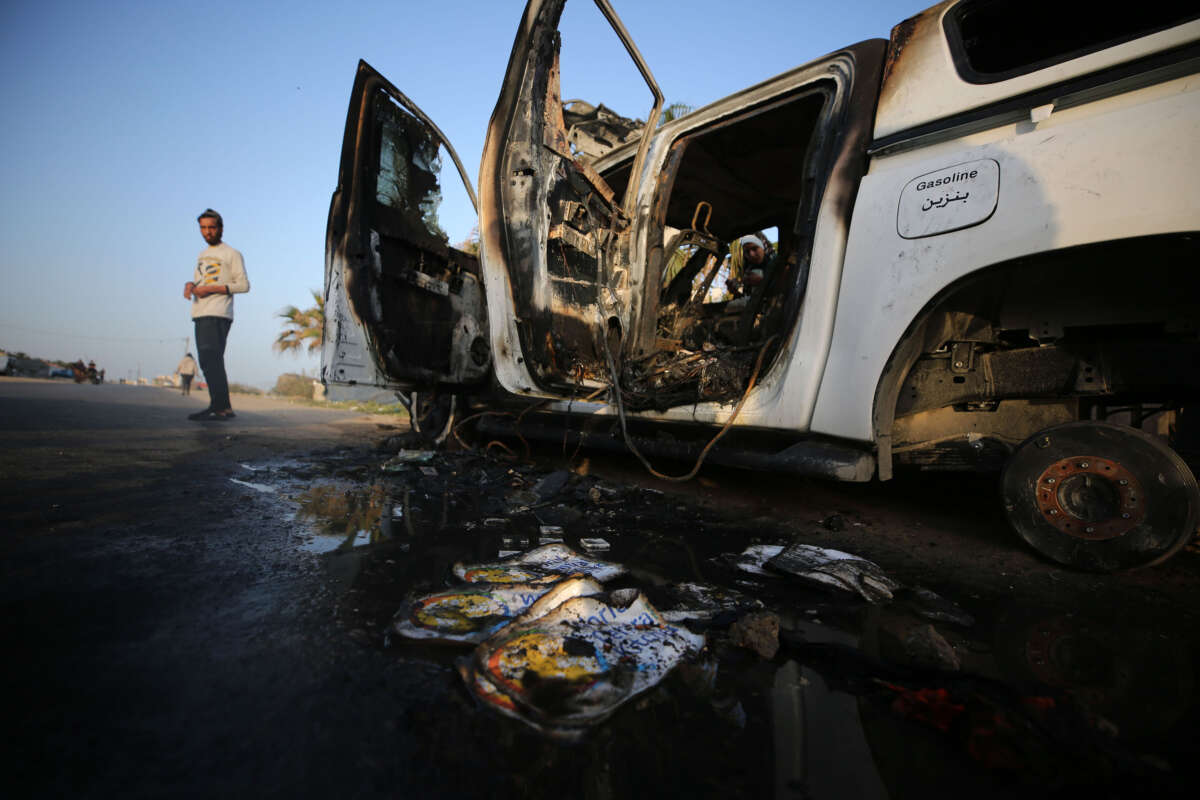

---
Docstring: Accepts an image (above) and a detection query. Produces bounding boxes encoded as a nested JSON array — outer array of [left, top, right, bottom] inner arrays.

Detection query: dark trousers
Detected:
[[194, 316, 233, 411], [181, 374, 194, 395]]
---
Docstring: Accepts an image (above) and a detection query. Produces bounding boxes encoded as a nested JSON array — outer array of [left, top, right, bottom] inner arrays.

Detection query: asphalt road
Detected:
[[2, 379, 419, 798], [3, 377, 1198, 798]]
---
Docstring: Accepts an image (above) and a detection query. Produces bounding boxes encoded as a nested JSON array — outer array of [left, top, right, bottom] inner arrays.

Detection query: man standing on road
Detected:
[[176, 353, 198, 396], [184, 209, 249, 421]]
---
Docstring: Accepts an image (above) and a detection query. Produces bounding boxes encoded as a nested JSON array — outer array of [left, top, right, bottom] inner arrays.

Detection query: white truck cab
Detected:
[[324, 0, 1200, 570]]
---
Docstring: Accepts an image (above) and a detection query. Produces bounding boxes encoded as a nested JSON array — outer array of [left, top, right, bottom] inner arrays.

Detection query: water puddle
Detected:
[[291, 482, 391, 554]]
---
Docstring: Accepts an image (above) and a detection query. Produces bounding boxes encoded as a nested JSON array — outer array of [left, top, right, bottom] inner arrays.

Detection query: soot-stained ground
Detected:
[[206, 443, 1200, 798], [3, 380, 1198, 798]]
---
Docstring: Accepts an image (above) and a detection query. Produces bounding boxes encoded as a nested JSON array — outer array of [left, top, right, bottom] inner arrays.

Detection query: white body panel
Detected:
[[812, 73, 1200, 442], [874, 1, 1200, 139]]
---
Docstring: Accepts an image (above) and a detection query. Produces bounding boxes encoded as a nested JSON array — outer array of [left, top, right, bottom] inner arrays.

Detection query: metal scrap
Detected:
[[381, 450, 436, 471], [453, 542, 626, 584], [392, 577, 603, 645], [725, 543, 899, 603], [767, 543, 900, 603], [661, 582, 763, 622]]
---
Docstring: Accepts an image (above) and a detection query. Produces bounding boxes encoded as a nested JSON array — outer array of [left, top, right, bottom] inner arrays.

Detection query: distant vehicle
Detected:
[[323, 0, 1200, 570], [48, 366, 74, 379]]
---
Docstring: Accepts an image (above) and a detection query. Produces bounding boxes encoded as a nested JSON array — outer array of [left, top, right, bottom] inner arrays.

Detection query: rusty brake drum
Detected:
[[1001, 421, 1199, 571]]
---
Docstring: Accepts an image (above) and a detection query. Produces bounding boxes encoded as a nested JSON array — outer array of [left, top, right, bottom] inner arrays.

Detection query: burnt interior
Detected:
[[493, 1, 841, 413], [617, 89, 832, 411], [946, 0, 1199, 83], [662, 93, 827, 242]]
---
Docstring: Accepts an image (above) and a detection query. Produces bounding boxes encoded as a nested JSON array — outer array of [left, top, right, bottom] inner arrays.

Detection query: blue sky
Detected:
[[0, 0, 927, 389]]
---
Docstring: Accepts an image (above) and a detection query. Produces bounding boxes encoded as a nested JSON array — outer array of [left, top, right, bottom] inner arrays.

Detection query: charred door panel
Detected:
[[324, 61, 489, 391], [485, 0, 662, 397], [501, 18, 622, 391]]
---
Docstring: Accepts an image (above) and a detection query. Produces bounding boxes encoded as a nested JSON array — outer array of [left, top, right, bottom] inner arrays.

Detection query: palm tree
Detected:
[[659, 102, 694, 126], [275, 289, 324, 354]]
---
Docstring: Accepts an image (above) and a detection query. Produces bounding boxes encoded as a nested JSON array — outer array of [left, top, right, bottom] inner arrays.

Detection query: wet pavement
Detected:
[[3, 378, 1199, 798]]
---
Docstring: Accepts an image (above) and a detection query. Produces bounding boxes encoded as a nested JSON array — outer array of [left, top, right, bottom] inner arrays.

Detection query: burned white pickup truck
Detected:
[[323, 0, 1200, 570]]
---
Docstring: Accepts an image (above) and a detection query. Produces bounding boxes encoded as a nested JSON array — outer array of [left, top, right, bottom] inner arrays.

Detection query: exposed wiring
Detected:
[[601, 330, 779, 482], [452, 410, 514, 449], [513, 399, 549, 459], [486, 440, 517, 457], [448, 398, 548, 457]]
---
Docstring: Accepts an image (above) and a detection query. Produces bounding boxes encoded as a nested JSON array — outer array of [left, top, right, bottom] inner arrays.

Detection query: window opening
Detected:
[[944, 0, 1199, 84], [618, 89, 831, 412]]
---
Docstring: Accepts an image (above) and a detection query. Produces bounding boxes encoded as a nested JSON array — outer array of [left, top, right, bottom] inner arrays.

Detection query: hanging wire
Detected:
[[602, 330, 779, 482]]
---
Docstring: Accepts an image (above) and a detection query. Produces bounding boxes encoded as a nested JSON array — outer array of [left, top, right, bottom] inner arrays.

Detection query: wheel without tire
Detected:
[[1001, 421, 1200, 571]]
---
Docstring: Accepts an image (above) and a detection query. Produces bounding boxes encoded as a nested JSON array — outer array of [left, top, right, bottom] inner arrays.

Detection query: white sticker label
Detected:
[[897, 159, 999, 239]]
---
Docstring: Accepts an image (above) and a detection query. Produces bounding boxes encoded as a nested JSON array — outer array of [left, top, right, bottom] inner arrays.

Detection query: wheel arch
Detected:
[[872, 232, 1200, 479]]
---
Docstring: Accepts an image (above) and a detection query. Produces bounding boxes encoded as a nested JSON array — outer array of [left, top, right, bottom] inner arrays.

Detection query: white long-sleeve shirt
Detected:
[[192, 242, 250, 320]]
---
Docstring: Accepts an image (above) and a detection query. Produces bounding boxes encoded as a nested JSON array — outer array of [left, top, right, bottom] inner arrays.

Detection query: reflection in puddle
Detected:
[[773, 660, 889, 800], [292, 482, 390, 554]]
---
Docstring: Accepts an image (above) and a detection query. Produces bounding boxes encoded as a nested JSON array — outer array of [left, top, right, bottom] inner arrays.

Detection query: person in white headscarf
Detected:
[[725, 234, 774, 298]]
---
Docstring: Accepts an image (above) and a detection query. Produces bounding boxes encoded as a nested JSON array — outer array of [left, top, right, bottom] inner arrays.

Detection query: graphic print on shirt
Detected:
[[197, 257, 222, 287]]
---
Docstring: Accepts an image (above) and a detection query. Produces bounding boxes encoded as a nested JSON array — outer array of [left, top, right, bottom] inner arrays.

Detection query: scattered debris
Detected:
[[533, 470, 570, 500], [462, 588, 705, 739], [419, 466, 438, 477], [903, 623, 961, 671], [381, 450, 436, 470], [661, 582, 763, 622], [579, 537, 611, 552], [881, 683, 965, 733], [728, 611, 780, 659], [505, 489, 539, 509], [561, 99, 644, 163], [393, 577, 603, 645], [454, 543, 626, 584], [900, 587, 975, 627], [728, 543, 785, 576], [821, 514, 846, 531], [538, 524, 564, 545], [767, 543, 900, 603]]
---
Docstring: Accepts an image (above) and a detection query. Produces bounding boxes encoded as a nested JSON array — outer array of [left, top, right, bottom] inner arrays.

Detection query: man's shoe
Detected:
[[189, 409, 234, 422]]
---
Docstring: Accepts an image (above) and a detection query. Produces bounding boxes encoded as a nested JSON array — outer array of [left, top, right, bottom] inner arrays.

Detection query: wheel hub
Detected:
[[1034, 457, 1145, 540]]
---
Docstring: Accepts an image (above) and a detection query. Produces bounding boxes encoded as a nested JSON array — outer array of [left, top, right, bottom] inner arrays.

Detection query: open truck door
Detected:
[[478, 0, 663, 398], [323, 61, 490, 393]]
